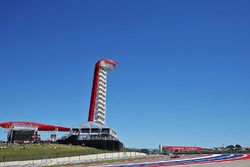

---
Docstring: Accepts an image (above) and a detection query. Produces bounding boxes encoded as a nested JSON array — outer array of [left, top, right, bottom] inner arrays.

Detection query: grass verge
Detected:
[[0, 143, 109, 162]]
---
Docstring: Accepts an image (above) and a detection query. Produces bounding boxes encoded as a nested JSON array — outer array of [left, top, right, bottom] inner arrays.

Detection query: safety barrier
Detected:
[[0, 152, 147, 167]]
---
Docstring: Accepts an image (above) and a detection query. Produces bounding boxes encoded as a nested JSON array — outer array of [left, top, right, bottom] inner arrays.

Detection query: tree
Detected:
[[226, 145, 235, 151], [235, 144, 242, 150], [140, 148, 150, 154]]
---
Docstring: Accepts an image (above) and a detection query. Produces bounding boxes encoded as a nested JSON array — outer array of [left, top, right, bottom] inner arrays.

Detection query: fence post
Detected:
[[3, 155, 6, 166], [32, 154, 34, 166]]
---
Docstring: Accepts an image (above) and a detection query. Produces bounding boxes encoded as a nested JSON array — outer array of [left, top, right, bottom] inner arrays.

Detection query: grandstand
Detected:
[[0, 122, 70, 143], [159, 145, 204, 154]]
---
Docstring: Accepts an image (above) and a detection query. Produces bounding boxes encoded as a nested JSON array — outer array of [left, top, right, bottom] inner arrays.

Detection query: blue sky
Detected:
[[0, 0, 250, 149]]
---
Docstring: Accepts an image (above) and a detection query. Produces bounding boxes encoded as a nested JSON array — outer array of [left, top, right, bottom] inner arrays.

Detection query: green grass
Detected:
[[0, 143, 109, 162]]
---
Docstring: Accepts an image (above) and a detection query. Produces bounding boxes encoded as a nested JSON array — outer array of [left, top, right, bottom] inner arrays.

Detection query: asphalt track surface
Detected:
[[91, 154, 250, 167]]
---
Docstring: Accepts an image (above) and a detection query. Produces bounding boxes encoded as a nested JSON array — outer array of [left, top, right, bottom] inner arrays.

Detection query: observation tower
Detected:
[[58, 59, 123, 151], [88, 59, 118, 125]]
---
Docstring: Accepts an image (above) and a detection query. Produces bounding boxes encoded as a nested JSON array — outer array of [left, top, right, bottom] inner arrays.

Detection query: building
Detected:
[[57, 122, 122, 151], [160, 145, 203, 154]]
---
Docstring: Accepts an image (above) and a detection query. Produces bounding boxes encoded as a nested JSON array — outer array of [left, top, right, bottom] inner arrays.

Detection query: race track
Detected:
[[99, 154, 250, 167]]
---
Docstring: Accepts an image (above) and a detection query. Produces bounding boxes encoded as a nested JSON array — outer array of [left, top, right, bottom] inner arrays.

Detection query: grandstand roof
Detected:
[[0, 122, 70, 131]]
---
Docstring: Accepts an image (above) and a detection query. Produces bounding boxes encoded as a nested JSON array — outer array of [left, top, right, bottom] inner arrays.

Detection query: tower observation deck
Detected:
[[88, 59, 118, 125]]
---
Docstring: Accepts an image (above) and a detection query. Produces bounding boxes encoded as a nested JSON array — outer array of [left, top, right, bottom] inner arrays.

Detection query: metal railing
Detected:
[[0, 151, 147, 167]]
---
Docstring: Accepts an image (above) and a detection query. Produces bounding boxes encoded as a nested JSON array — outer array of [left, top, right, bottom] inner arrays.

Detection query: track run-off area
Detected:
[[98, 154, 250, 167]]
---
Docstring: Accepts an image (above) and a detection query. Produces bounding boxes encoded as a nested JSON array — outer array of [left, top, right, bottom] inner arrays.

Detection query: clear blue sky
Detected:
[[0, 0, 250, 149]]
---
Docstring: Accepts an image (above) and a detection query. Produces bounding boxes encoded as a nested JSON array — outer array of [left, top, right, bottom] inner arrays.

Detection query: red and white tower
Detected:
[[88, 59, 118, 125]]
